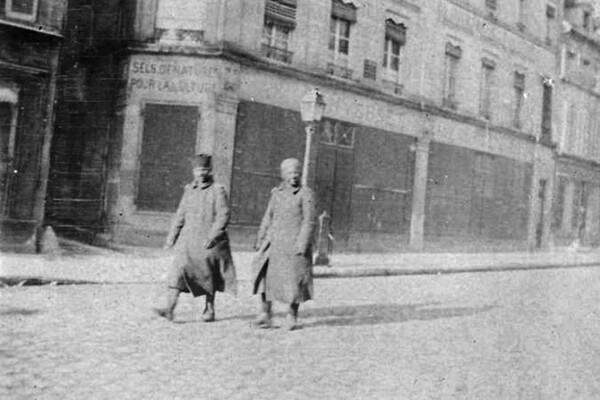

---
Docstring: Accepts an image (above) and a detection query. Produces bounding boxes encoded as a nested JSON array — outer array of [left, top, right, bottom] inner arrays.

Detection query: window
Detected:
[[541, 78, 553, 140], [329, 17, 351, 58], [480, 58, 496, 119], [517, 0, 525, 30], [262, 0, 296, 63], [382, 19, 406, 83], [553, 177, 566, 230], [262, 23, 292, 63], [5, 0, 38, 21], [444, 43, 462, 109], [546, 5, 555, 43], [328, 0, 356, 76], [583, 11, 591, 31], [513, 72, 525, 128]]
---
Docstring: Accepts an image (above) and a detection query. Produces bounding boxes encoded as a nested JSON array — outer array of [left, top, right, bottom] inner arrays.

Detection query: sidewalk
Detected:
[[2, 238, 600, 286]]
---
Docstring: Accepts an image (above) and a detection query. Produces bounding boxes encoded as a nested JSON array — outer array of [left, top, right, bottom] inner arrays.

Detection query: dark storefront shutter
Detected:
[[230, 102, 305, 225], [352, 128, 414, 234], [136, 104, 198, 212]]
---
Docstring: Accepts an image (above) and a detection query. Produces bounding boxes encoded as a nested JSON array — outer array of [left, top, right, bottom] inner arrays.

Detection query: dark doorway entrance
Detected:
[[136, 103, 199, 212], [314, 120, 355, 244]]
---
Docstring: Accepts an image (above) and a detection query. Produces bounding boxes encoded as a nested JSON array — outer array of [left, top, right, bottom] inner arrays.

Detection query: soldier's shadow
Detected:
[[176, 302, 496, 327], [297, 302, 496, 329]]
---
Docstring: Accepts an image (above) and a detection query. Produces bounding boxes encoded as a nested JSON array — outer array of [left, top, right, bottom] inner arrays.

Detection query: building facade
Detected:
[[552, 0, 600, 247], [50, 0, 567, 252], [0, 0, 67, 245]]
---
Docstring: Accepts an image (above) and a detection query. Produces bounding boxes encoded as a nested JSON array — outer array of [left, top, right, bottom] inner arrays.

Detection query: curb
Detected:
[[314, 261, 600, 278], [2, 260, 600, 286], [0, 276, 99, 287]]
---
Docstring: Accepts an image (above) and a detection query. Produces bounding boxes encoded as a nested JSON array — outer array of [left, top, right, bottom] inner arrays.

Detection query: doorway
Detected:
[[314, 120, 355, 244]]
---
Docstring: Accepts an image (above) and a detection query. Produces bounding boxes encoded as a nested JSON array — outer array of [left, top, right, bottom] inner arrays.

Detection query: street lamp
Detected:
[[300, 89, 326, 187]]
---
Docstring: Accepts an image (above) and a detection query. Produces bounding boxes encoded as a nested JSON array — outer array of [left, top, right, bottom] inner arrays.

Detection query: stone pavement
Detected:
[[2, 239, 600, 285], [4, 268, 600, 399]]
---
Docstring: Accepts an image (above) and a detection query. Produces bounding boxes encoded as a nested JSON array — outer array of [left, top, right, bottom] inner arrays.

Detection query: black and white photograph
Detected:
[[3, 0, 600, 398]]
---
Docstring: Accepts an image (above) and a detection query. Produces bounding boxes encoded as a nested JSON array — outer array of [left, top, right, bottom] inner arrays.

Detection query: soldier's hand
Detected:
[[205, 239, 216, 249]]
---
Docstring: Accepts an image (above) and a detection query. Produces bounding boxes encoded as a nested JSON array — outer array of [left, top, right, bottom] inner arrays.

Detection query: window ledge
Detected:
[[442, 97, 457, 110], [261, 44, 293, 64], [0, 18, 63, 37], [382, 79, 404, 95], [327, 62, 353, 79]]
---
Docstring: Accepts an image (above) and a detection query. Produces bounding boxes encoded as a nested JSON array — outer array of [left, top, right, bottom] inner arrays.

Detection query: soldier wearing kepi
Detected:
[[251, 158, 316, 330], [153, 154, 237, 322]]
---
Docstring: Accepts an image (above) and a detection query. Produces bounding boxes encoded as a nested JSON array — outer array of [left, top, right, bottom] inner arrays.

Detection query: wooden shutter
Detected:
[[265, 0, 296, 28], [331, 0, 357, 22], [137, 104, 198, 212], [385, 19, 406, 45]]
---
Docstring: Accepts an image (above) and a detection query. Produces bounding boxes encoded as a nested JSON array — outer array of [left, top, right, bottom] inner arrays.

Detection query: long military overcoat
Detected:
[[251, 183, 316, 303], [165, 180, 237, 296]]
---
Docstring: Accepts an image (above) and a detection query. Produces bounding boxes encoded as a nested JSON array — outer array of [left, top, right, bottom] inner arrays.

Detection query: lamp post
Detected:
[[299, 89, 326, 187]]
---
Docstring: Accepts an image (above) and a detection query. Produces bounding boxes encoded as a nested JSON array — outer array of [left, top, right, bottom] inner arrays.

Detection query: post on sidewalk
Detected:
[[409, 127, 432, 251], [314, 211, 333, 266]]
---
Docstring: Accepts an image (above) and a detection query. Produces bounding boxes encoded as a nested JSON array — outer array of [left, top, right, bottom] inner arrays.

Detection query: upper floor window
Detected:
[[545, 5, 555, 43], [480, 58, 496, 119], [327, 0, 356, 78], [262, 0, 297, 64], [6, 0, 38, 22], [382, 19, 406, 82], [513, 72, 525, 128], [583, 10, 591, 31], [485, 0, 497, 11], [517, 0, 526, 30], [443, 43, 462, 109], [329, 0, 356, 58], [541, 77, 553, 140], [329, 17, 351, 57]]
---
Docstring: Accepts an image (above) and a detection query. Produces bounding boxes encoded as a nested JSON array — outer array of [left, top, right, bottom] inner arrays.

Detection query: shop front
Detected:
[[107, 53, 241, 244]]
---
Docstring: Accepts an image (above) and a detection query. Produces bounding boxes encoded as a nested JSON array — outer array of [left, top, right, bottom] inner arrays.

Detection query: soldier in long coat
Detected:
[[251, 158, 316, 330], [153, 154, 237, 322]]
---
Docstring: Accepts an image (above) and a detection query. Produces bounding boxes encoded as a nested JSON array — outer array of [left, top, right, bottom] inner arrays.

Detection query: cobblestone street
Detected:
[[3, 268, 600, 399]]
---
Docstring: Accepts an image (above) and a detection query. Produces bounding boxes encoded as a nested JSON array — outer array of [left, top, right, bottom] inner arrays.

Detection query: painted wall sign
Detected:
[[128, 58, 240, 95]]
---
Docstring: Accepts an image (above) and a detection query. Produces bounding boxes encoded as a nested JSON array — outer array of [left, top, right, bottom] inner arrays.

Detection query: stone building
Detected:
[[49, 0, 564, 252], [45, 0, 128, 242], [552, 0, 600, 247], [0, 0, 67, 246]]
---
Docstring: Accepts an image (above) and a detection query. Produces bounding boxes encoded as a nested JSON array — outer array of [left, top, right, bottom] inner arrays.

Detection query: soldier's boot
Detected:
[[253, 294, 272, 328], [202, 293, 216, 322], [153, 288, 179, 321], [284, 303, 299, 331]]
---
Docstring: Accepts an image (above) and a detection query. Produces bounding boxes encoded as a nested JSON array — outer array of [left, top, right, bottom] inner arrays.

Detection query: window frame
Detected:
[[382, 19, 406, 84], [5, 0, 39, 22], [329, 16, 351, 62], [443, 43, 462, 107], [480, 59, 496, 119], [513, 72, 525, 129]]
